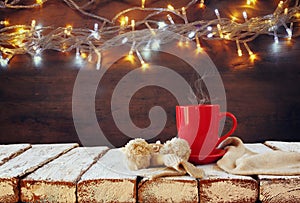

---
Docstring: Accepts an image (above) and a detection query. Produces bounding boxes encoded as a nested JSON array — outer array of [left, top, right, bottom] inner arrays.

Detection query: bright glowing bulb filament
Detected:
[[141, 0, 145, 8], [64, 25, 72, 36], [214, 9, 221, 23], [243, 11, 248, 21], [182, 7, 186, 15], [284, 8, 288, 15], [199, 0, 205, 8], [136, 50, 148, 69], [167, 14, 175, 25], [236, 40, 242, 57], [131, 20, 135, 31], [246, 0, 256, 5], [36, 0, 43, 5], [31, 20, 36, 28], [0, 20, 9, 26], [167, 4, 175, 11]]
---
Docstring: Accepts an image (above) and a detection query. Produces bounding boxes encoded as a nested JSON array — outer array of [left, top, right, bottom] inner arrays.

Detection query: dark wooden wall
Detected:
[[0, 0, 299, 147]]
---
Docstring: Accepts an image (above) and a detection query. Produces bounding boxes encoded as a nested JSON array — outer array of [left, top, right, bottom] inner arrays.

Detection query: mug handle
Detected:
[[217, 112, 237, 145]]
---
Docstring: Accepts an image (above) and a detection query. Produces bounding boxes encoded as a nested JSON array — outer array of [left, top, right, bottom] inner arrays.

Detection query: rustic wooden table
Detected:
[[0, 0, 300, 147], [0, 141, 299, 202]]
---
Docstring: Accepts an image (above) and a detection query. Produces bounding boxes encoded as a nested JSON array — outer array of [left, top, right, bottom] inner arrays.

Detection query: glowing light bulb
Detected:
[[33, 54, 42, 66], [243, 42, 255, 59], [36, 0, 43, 5], [126, 52, 135, 63], [81, 52, 87, 59], [64, 25, 72, 36], [231, 16, 237, 22], [284, 8, 288, 15], [17, 28, 27, 34], [167, 4, 175, 11], [207, 33, 213, 38], [199, 0, 205, 8], [126, 41, 136, 63], [178, 40, 184, 47], [246, 0, 256, 5], [31, 20, 36, 28], [214, 9, 222, 23], [295, 12, 300, 18], [188, 31, 196, 39], [182, 7, 186, 15], [120, 16, 127, 27], [250, 53, 256, 62], [124, 16, 129, 25], [224, 34, 231, 40], [141, 0, 145, 8], [136, 50, 148, 69], [236, 40, 242, 57], [286, 28, 292, 39], [167, 14, 175, 25], [207, 26, 212, 31], [214, 9, 220, 17], [131, 20, 135, 31], [0, 55, 9, 67], [0, 20, 9, 26], [243, 11, 248, 21]]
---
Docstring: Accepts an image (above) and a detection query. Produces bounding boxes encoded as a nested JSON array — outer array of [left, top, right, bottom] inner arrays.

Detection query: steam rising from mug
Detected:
[[72, 30, 227, 148]]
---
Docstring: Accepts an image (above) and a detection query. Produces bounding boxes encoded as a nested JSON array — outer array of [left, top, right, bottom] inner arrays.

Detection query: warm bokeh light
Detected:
[[246, 0, 256, 6], [119, 16, 127, 27], [126, 53, 135, 64], [199, 0, 205, 8], [1, 20, 9, 26], [249, 53, 257, 62], [167, 4, 175, 11], [80, 52, 87, 59], [141, 61, 149, 70], [36, 0, 43, 5], [141, 0, 145, 9], [64, 25, 73, 36]]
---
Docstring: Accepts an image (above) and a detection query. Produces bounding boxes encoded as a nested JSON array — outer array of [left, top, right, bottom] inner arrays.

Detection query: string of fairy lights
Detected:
[[0, 0, 299, 69]]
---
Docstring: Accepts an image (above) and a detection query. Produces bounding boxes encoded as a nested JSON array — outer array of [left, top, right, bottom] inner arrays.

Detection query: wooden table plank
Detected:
[[198, 164, 258, 203], [264, 141, 300, 153], [257, 141, 300, 203], [0, 144, 31, 166], [259, 175, 300, 203], [78, 149, 137, 203], [21, 146, 108, 203], [0, 143, 78, 203], [138, 176, 198, 203], [197, 143, 272, 203]]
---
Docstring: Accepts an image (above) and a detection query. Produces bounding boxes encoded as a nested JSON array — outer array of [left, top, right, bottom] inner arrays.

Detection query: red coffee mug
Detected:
[[176, 104, 237, 164]]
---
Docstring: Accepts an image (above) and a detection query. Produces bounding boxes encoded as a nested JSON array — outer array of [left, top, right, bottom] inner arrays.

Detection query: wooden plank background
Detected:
[[0, 0, 300, 146]]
